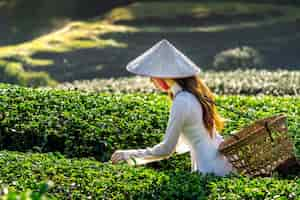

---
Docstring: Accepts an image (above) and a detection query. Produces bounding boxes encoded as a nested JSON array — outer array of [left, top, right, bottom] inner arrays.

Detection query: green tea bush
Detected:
[[0, 181, 53, 200], [213, 46, 264, 70], [0, 84, 170, 162], [0, 150, 299, 200], [48, 69, 300, 96], [0, 84, 299, 164], [0, 150, 210, 200], [206, 175, 300, 199]]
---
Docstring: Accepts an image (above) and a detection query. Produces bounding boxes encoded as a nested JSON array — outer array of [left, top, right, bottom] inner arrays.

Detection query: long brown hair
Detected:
[[167, 75, 225, 139]]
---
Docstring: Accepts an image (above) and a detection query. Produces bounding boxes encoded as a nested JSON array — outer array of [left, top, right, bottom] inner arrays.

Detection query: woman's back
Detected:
[[112, 39, 233, 177], [175, 90, 233, 176]]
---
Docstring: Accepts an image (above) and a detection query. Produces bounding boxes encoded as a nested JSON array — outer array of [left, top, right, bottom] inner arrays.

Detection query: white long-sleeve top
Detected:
[[121, 83, 233, 176]]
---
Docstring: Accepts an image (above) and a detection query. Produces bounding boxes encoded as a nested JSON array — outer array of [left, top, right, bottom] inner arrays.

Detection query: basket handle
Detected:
[[226, 120, 275, 142], [264, 121, 274, 142], [228, 132, 240, 140]]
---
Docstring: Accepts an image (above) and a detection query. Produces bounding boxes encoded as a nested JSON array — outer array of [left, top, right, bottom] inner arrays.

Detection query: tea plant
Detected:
[[0, 150, 299, 200], [0, 84, 299, 164]]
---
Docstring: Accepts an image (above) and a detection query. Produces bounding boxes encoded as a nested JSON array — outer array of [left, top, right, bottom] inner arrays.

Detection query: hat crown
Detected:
[[126, 39, 201, 78]]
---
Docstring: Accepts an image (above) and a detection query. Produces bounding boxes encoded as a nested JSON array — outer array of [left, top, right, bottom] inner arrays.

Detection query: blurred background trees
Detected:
[[1, 0, 299, 45], [0, 0, 299, 86]]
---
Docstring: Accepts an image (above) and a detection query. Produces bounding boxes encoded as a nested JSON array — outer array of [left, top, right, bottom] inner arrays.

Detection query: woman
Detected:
[[110, 39, 234, 176]]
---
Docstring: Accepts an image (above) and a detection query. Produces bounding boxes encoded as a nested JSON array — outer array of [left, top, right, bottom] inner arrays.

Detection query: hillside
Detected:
[[0, 2, 300, 86]]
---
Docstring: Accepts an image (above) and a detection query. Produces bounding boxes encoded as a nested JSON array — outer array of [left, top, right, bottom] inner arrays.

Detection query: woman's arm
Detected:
[[116, 96, 188, 166]]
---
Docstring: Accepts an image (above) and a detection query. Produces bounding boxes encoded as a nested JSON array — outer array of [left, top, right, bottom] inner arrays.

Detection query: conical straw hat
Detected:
[[126, 39, 201, 78]]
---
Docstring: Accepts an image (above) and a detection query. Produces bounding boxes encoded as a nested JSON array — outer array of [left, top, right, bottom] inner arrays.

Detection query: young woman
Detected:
[[110, 39, 234, 176]]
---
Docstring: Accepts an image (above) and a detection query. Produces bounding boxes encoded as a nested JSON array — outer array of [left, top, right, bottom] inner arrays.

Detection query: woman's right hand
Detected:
[[111, 150, 127, 164]]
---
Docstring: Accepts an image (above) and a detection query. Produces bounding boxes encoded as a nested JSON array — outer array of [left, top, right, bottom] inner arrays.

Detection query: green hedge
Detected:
[[49, 70, 300, 96], [0, 150, 210, 199], [0, 150, 299, 200], [0, 181, 52, 200], [0, 84, 299, 165]]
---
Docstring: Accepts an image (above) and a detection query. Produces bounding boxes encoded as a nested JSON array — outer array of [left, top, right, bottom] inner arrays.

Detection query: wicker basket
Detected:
[[218, 114, 296, 177]]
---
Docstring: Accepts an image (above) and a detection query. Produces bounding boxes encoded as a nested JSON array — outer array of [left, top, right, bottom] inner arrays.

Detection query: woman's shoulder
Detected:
[[173, 91, 197, 108], [175, 91, 203, 112], [175, 90, 198, 102], [174, 90, 190, 101], [173, 91, 202, 121], [172, 91, 190, 107]]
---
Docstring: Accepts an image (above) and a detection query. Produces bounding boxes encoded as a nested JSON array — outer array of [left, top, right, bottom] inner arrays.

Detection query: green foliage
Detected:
[[0, 150, 299, 199], [206, 175, 300, 199], [0, 181, 53, 200], [0, 150, 212, 200], [0, 84, 170, 163], [0, 84, 299, 165]]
